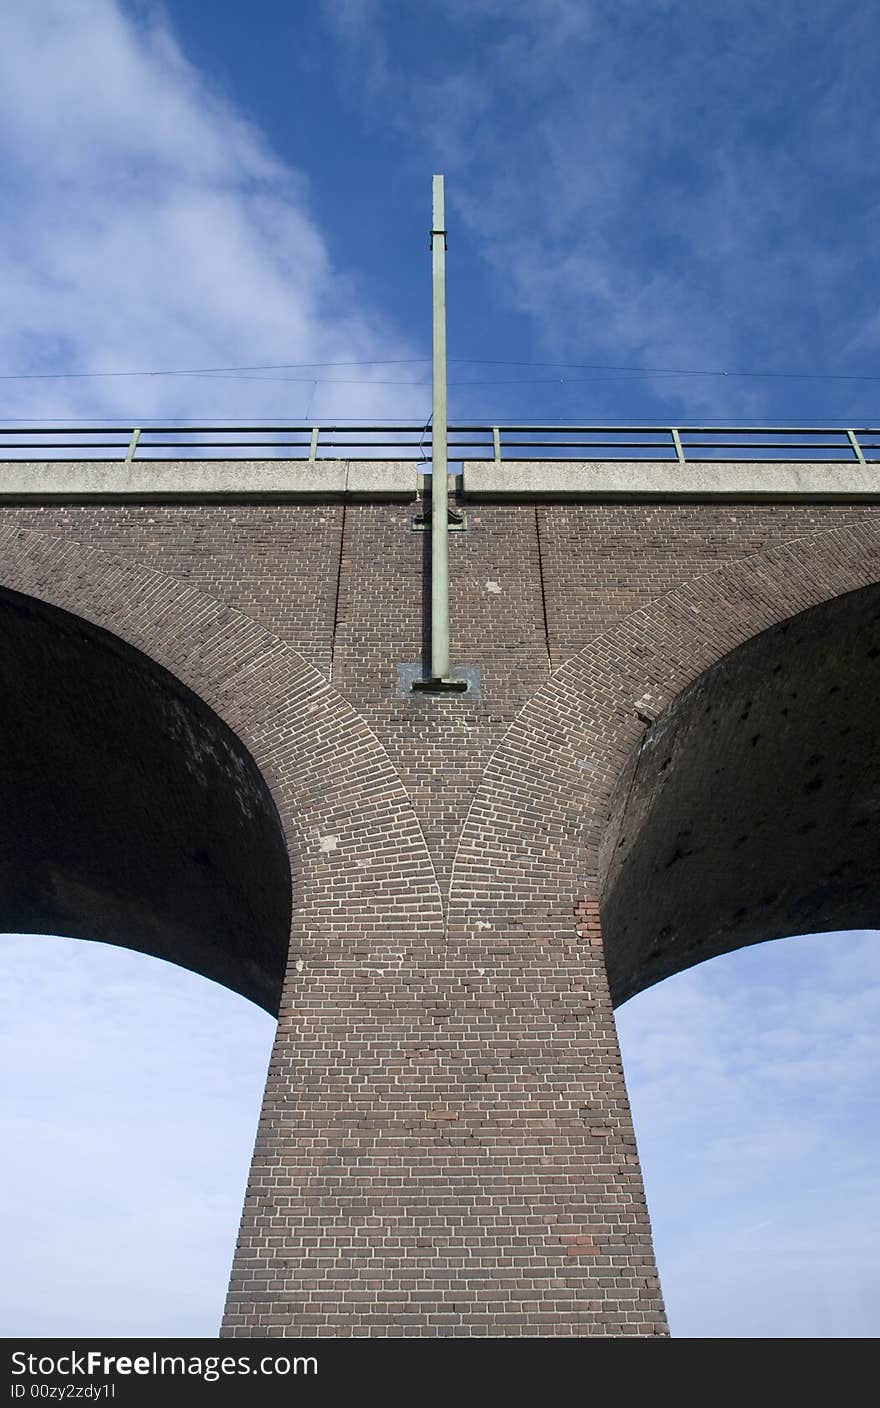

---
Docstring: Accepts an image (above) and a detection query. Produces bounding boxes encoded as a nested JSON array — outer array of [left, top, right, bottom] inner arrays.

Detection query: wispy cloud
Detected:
[[0, 0, 422, 425], [616, 929, 880, 1337], [0, 933, 275, 1336], [324, 0, 880, 421]]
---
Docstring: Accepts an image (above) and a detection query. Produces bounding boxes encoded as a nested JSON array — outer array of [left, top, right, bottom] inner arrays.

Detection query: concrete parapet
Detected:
[[0, 458, 421, 501], [461, 458, 880, 500], [4, 456, 879, 502]]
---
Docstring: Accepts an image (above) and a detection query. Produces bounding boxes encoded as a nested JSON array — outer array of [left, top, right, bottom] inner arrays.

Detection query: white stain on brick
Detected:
[[485, 580, 502, 593], [318, 834, 340, 852]]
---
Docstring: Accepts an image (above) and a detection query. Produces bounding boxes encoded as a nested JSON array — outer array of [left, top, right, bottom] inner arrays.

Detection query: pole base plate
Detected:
[[410, 676, 469, 694], [396, 663, 480, 699]]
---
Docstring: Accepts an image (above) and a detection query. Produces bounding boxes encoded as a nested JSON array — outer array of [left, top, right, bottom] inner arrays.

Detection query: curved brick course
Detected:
[[450, 518, 880, 963], [0, 525, 444, 954], [4, 500, 879, 1337]]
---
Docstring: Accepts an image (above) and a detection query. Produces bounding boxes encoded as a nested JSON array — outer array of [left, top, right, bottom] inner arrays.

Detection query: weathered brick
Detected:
[[2, 492, 878, 1337]]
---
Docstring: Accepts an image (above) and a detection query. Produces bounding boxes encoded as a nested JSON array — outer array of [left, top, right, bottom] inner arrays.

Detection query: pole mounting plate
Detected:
[[395, 663, 480, 700], [412, 509, 467, 532], [411, 676, 469, 694]]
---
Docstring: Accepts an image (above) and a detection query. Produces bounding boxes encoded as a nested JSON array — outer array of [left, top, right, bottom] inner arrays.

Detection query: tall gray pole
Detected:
[[412, 175, 467, 695], [430, 173, 450, 682]]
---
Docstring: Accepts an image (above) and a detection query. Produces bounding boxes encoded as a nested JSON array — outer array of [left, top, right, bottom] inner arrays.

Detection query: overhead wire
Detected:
[[0, 358, 431, 381], [2, 355, 878, 428], [0, 358, 879, 384], [1, 414, 878, 425]]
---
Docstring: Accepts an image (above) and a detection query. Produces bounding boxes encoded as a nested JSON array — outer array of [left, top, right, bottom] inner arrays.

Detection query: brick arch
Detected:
[[449, 519, 880, 970], [0, 525, 444, 1009]]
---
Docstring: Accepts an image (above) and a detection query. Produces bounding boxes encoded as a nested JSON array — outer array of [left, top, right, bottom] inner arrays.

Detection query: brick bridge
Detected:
[[3, 426, 880, 1336]]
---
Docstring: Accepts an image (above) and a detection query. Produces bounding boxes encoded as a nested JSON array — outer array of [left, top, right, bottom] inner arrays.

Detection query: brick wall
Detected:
[[2, 496, 879, 1335]]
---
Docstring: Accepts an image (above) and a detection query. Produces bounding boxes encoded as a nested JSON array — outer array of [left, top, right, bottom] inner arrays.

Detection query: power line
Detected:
[[0, 415, 430, 424], [449, 359, 880, 382], [0, 359, 430, 381], [0, 415, 877, 425], [1, 358, 879, 384], [134, 371, 877, 387]]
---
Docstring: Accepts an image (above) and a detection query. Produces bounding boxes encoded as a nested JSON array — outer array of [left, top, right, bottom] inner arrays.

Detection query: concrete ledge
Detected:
[[4, 456, 878, 502], [0, 459, 421, 502], [462, 459, 880, 501]]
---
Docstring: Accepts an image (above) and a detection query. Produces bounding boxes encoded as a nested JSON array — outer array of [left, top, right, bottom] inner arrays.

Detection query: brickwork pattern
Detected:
[[0, 504, 346, 676], [449, 517, 880, 966], [226, 935, 663, 1336], [6, 500, 877, 902], [3, 496, 880, 1335], [0, 523, 443, 948]]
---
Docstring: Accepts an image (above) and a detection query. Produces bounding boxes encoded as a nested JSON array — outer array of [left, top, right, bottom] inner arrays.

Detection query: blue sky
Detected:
[[2, 0, 879, 427], [2, 929, 878, 1338], [0, 0, 879, 1338]]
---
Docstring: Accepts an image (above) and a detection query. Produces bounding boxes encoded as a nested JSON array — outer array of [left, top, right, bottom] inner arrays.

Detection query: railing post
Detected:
[[670, 427, 685, 465], [493, 426, 501, 464], [309, 426, 319, 465], [847, 429, 866, 465], [125, 428, 141, 464]]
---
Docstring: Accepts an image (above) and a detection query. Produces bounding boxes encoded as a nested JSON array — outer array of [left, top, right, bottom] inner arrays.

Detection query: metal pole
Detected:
[[412, 174, 466, 694], [430, 173, 450, 681]]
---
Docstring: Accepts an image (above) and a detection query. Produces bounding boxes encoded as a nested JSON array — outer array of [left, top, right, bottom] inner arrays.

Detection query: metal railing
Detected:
[[0, 423, 877, 463]]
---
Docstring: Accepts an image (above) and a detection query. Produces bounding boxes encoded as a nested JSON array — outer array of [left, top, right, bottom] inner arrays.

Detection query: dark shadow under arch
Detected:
[[601, 582, 880, 1004], [0, 585, 291, 1012]]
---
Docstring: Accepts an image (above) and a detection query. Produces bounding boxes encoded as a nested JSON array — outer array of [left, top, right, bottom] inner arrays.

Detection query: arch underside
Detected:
[[0, 585, 291, 1012], [601, 582, 880, 1004]]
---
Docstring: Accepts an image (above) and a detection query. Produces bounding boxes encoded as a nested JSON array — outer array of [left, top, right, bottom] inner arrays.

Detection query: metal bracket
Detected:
[[396, 662, 480, 698], [412, 508, 467, 532], [430, 228, 448, 250], [411, 676, 469, 694]]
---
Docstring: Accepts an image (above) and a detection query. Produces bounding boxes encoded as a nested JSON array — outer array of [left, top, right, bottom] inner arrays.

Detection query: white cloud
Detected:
[[7, 928, 877, 1337], [0, 933, 275, 1336], [616, 930, 880, 1337], [324, 0, 880, 421], [0, 0, 423, 425]]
